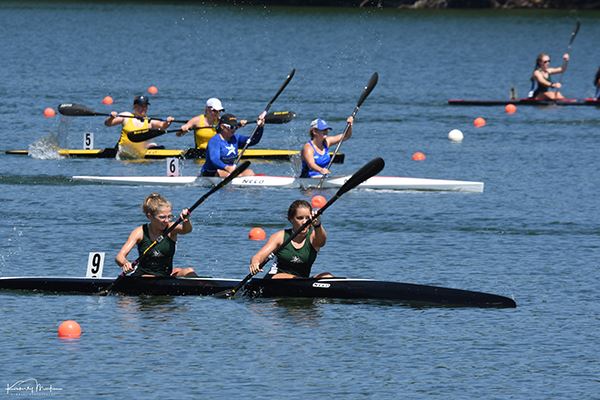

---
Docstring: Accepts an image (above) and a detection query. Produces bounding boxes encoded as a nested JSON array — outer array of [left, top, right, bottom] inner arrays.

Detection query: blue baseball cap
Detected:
[[310, 118, 332, 131]]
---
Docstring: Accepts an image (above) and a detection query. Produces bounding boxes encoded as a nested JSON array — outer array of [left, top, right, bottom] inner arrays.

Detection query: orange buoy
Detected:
[[102, 96, 114, 105], [58, 320, 82, 339], [311, 195, 327, 209], [43, 107, 56, 118], [248, 227, 266, 241], [473, 117, 486, 128], [505, 104, 517, 114], [412, 151, 426, 161], [148, 85, 158, 95]]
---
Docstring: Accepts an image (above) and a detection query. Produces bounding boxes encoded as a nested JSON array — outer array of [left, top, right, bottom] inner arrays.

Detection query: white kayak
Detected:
[[72, 174, 484, 192]]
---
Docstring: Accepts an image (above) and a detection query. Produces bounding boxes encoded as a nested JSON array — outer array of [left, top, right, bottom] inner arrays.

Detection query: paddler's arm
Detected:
[[239, 116, 265, 147], [170, 209, 192, 235], [151, 116, 174, 130], [166, 209, 192, 242], [327, 116, 353, 146], [115, 226, 143, 274], [533, 70, 558, 89], [554, 53, 570, 74], [177, 116, 201, 137], [310, 213, 327, 250], [249, 230, 285, 275], [104, 111, 125, 127]]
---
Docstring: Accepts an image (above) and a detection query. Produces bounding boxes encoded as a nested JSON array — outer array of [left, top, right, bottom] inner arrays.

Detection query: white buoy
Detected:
[[448, 129, 464, 142]]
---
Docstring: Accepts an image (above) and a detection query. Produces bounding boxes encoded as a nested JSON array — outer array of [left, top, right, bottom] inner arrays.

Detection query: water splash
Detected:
[[27, 116, 72, 159], [28, 133, 62, 159], [0, 226, 24, 274], [289, 153, 302, 176]]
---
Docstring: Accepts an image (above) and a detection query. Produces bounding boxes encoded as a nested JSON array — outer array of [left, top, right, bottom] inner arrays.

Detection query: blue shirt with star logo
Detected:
[[201, 127, 264, 175]]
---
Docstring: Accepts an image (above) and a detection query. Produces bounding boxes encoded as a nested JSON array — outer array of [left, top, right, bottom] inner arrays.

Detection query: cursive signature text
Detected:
[[6, 378, 63, 396]]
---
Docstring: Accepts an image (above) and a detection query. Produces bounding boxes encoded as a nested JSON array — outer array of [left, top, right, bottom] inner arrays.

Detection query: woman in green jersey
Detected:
[[115, 193, 196, 277], [249, 200, 333, 279]]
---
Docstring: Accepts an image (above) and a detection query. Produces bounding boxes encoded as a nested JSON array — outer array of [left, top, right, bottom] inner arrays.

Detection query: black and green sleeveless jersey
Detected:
[[274, 228, 318, 277], [133, 224, 176, 277]]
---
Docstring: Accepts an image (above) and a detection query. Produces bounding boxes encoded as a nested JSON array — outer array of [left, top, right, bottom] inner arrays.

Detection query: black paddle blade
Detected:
[[569, 20, 581, 46], [338, 157, 385, 196], [265, 69, 296, 111], [265, 111, 296, 124], [58, 103, 100, 117], [285, 68, 296, 84], [127, 129, 166, 143], [356, 72, 379, 109]]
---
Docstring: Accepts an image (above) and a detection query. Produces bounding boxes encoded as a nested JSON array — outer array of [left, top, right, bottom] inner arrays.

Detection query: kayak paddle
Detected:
[[100, 161, 251, 295], [58, 103, 189, 123], [215, 157, 386, 299], [554, 20, 580, 94], [126, 111, 296, 143], [234, 69, 296, 166], [317, 72, 379, 189]]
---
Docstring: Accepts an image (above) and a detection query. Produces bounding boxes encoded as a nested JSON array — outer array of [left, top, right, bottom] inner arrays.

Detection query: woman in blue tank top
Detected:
[[300, 116, 354, 178]]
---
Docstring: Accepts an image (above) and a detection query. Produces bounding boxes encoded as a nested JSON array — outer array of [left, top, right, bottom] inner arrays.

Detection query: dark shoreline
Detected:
[[6, 0, 600, 9], [207, 0, 600, 9]]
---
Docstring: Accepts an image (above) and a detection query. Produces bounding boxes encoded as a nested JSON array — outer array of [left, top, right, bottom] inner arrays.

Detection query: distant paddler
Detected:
[[249, 200, 333, 279], [528, 53, 570, 100], [104, 95, 174, 159], [200, 113, 265, 177], [594, 66, 600, 99], [177, 98, 249, 150], [116, 193, 197, 278], [300, 116, 353, 178]]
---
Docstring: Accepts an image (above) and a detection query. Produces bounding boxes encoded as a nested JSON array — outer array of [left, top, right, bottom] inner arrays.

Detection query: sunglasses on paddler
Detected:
[[221, 123, 238, 131]]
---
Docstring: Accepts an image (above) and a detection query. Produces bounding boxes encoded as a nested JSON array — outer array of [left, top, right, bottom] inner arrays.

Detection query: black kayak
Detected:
[[0, 276, 516, 308], [448, 98, 600, 107]]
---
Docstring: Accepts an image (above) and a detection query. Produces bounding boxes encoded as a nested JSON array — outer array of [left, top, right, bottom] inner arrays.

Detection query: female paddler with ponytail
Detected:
[[115, 193, 197, 277], [249, 200, 333, 279], [300, 116, 353, 178], [529, 52, 570, 100]]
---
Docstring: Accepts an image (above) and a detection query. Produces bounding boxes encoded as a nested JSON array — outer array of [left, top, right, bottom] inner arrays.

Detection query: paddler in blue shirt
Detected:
[[249, 200, 333, 279], [300, 116, 353, 178], [104, 95, 174, 159], [200, 113, 265, 177]]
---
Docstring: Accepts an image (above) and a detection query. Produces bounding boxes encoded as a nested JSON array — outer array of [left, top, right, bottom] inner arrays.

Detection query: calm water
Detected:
[[1, 3, 599, 399]]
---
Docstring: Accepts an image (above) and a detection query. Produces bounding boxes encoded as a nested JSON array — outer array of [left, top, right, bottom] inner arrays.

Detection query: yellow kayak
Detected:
[[5, 148, 345, 163]]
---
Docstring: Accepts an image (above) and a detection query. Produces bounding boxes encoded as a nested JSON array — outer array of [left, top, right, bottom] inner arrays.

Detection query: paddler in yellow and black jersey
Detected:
[[249, 200, 334, 280], [115, 193, 197, 278], [177, 97, 248, 150], [104, 95, 174, 159]]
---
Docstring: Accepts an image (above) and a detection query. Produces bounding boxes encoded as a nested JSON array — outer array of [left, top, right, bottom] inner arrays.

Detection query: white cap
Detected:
[[206, 98, 224, 111]]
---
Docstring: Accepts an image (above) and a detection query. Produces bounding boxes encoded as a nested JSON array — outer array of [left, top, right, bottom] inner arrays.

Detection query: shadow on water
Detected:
[[115, 295, 188, 319]]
